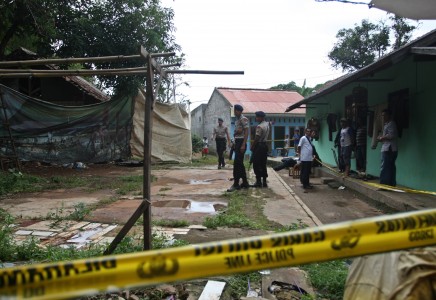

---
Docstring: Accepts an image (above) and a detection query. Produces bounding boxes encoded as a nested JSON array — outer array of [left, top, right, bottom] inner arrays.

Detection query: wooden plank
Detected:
[[198, 281, 226, 300], [103, 200, 148, 255]]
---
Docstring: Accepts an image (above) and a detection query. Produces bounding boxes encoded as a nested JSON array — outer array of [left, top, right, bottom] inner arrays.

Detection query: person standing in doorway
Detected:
[[297, 128, 315, 191], [250, 111, 270, 188], [355, 117, 367, 172], [292, 128, 300, 155], [212, 118, 231, 169], [339, 118, 354, 177], [377, 109, 398, 186], [227, 104, 250, 192]]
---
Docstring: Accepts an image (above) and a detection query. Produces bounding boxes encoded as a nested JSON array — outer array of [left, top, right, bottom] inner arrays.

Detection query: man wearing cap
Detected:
[[227, 104, 250, 192], [212, 117, 231, 169], [250, 111, 270, 187]]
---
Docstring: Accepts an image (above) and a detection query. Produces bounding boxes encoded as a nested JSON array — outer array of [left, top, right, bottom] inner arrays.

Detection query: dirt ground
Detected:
[[2, 161, 393, 240], [1, 161, 397, 300]]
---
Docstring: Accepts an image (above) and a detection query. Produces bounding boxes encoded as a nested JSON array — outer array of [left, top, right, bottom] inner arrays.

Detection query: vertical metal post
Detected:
[[143, 56, 154, 250]]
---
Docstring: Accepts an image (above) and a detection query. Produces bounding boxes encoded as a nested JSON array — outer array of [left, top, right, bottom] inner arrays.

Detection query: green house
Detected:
[[286, 29, 436, 192]]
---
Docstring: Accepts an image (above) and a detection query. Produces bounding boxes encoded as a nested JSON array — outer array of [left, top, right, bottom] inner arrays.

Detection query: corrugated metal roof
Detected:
[[216, 87, 305, 115]]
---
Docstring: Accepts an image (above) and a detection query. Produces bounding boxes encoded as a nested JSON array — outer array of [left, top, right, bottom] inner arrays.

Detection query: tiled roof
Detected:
[[216, 88, 304, 115]]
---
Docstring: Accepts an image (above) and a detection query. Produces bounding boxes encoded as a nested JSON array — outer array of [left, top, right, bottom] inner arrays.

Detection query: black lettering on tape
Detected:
[[228, 240, 262, 253], [0, 258, 116, 288], [271, 231, 325, 248], [194, 244, 223, 256], [224, 254, 252, 269], [377, 214, 436, 234], [254, 248, 295, 265], [409, 229, 434, 242]]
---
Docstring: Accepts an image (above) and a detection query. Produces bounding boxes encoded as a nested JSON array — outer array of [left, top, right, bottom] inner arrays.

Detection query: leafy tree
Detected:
[[328, 17, 416, 72], [270, 79, 316, 97], [328, 19, 390, 72], [0, 0, 182, 99], [390, 15, 417, 49]]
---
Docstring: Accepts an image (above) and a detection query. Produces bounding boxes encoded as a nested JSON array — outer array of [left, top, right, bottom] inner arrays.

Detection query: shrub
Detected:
[[192, 134, 203, 153]]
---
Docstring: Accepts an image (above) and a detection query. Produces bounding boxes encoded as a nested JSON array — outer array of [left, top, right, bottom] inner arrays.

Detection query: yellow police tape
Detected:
[[1, 209, 436, 300], [314, 158, 436, 196]]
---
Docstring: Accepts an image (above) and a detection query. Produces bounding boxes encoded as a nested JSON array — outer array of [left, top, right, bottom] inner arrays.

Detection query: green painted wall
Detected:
[[309, 56, 436, 192]]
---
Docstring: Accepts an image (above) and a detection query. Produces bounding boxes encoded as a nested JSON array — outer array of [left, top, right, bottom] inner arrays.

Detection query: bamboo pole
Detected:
[[0, 69, 244, 78], [0, 70, 147, 78], [0, 67, 147, 74], [0, 52, 175, 67]]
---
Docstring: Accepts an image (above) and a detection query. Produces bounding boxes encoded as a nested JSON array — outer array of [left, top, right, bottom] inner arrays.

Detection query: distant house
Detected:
[[191, 104, 207, 139], [191, 87, 305, 155], [286, 29, 436, 192], [0, 47, 109, 106]]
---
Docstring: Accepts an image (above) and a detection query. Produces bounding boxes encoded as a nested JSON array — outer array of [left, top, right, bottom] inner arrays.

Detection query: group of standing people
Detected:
[[210, 105, 398, 193], [335, 109, 398, 186], [210, 104, 270, 192]]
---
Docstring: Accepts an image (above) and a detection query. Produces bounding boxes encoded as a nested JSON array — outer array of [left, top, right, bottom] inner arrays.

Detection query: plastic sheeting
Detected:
[[130, 91, 192, 163], [0, 84, 133, 164], [344, 247, 436, 299]]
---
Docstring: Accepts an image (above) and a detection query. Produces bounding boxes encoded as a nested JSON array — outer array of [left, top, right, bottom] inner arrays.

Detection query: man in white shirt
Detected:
[[377, 109, 398, 186], [297, 128, 315, 190]]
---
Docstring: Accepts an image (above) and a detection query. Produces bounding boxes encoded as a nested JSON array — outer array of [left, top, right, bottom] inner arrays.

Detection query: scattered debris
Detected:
[[198, 280, 226, 300]]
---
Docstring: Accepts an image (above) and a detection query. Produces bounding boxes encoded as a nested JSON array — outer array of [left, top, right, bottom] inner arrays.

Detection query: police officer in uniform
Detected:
[[250, 111, 270, 187], [227, 104, 250, 192], [212, 117, 231, 169]]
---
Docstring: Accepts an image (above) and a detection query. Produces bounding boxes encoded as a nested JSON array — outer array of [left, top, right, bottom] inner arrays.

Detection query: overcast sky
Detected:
[[160, 0, 436, 109]]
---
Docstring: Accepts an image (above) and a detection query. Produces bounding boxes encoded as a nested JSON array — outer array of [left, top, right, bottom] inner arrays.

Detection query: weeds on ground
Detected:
[[203, 191, 273, 229], [45, 202, 91, 223], [275, 219, 309, 232], [0, 171, 46, 196], [0, 170, 148, 197], [226, 272, 262, 299], [152, 219, 189, 228], [300, 260, 348, 300]]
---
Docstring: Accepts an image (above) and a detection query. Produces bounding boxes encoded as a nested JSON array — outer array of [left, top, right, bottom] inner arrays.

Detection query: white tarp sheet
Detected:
[[130, 91, 192, 163]]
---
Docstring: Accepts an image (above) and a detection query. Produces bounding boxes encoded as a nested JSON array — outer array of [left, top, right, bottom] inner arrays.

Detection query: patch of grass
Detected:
[[226, 272, 262, 299], [0, 171, 47, 195], [202, 191, 276, 230], [0, 208, 17, 261], [152, 219, 189, 228], [69, 203, 91, 221], [116, 175, 143, 195], [300, 260, 348, 300], [275, 220, 309, 232], [0, 171, 149, 198]]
